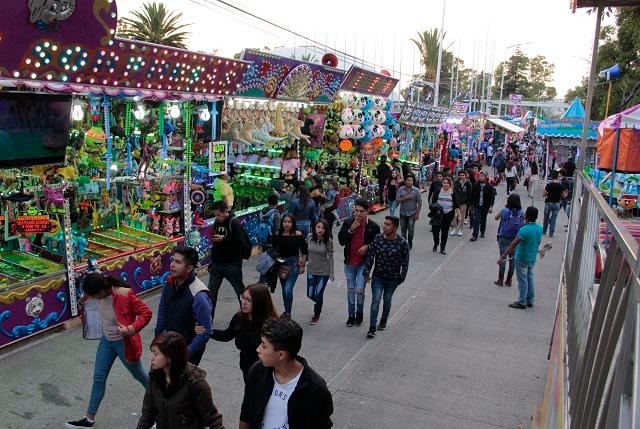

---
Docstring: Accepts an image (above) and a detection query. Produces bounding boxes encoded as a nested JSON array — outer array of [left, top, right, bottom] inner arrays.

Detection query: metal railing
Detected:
[[536, 171, 640, 428]]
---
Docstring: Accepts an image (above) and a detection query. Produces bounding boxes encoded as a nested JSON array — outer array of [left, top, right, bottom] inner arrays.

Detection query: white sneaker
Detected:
[[449, 229, 456, 236], [464, 219, 469, 225], [457, 228, 462, 236]]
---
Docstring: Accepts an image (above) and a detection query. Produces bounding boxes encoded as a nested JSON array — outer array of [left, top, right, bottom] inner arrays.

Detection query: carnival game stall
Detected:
[[0, 0, 249, 348], [537, 98, 599, 167]]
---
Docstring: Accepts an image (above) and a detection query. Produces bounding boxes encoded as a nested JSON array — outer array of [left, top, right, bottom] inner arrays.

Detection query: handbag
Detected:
[[255, 251, 276, 275], [80, 298, 103, 340], [278, 265, 291, 280]]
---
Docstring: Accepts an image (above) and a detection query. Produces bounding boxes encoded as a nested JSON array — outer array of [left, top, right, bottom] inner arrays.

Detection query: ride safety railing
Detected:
[[535, 171, 640, 428]]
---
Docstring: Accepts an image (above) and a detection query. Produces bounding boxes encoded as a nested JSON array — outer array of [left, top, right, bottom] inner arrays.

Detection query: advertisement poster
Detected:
[[208, 141, 228, 176]]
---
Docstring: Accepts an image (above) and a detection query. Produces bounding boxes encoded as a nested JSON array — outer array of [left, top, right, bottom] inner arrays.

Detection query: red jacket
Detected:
[[111, 287, 153, 363]]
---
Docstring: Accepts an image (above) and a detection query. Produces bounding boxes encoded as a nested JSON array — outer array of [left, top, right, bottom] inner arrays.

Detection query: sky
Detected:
[[116, 0, 612, 99]]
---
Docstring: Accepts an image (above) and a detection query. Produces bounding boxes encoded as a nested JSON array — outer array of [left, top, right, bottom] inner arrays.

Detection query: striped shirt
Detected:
[[437, 190, 454, 214]]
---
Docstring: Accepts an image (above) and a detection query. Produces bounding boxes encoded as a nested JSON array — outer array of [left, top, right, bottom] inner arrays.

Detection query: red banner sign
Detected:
[[15, 215, 52, 234]]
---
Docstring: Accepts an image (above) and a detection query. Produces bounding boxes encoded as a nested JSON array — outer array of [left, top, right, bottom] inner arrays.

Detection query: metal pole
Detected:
[[450, 44, 455, 106], [605, 80, 613, 118], [608, 129, 621, 207], [434, 0, 446, 107], [578, 6, 604, 170]]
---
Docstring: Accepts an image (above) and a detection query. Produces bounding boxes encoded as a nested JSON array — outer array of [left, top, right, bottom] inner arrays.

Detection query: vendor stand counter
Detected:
[[0, 229, 183, 350]]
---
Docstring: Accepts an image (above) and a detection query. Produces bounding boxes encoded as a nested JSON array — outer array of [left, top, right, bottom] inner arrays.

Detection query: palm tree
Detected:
[[411, 29, 444, 83], [118, 2, 191, 49]]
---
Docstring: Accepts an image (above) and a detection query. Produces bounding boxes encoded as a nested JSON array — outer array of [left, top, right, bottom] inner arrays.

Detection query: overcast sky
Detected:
[[117, 0, 611, 98]]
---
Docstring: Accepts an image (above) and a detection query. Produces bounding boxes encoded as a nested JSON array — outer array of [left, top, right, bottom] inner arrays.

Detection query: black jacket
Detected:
[[428, 180, 443, 203], [210, 216, 245, 264], [470, 182, 496, 208], [137, 364, 225, 429], [240, 357, 333, 429], [453, 180, 472, 205], [337, 217, 380, 264], [375, 161, 391, 183]]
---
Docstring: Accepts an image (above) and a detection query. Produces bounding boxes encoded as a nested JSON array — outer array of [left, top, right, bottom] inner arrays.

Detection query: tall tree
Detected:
[[494, 49, 556, 102], [411, 29, 442, 82], [118, 2, 191, 49]]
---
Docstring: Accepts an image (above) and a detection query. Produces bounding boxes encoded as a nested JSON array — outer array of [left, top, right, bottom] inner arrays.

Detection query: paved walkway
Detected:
[[0, 183, 563, 429]]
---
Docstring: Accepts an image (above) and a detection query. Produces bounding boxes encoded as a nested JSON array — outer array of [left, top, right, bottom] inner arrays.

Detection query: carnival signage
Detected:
[[208, 141, 228, 176], [15, 210, 52, 234], [398, 102, 448, 128], [236, 50, 344, 103], [340, 66, 398, 98], [0, 1, 249, 96]]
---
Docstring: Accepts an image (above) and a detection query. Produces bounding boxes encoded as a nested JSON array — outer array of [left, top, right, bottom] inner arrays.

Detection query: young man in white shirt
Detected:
[[240, 318, 333, 429]]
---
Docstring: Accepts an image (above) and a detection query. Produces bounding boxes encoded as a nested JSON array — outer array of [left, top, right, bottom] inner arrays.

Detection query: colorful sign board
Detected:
[[398, 102, 448, 128], [236, 50, 344, 103], [209, 141, 228, 175], [340, 66, 398, 98], [0, 1, 249, 97], [15, 213, 52, 234]]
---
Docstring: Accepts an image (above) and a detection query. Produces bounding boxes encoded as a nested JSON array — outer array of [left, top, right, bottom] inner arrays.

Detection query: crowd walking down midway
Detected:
[[63, 137, 572, 429]]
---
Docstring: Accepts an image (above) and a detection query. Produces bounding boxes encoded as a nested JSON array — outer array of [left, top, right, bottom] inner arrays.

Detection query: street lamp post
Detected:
[[498, 42, 533, 115], [434, 0, 446, 107]]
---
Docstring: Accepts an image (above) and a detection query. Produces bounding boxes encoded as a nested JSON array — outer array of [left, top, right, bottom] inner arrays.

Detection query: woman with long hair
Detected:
[[505, 160, 519, 195], [272, 213, 308, 316], [306, 218, 334, 325], [494, 193, 524, 287], [67, 274, 152, 429], [429, 176, 458, 255], [136, 332, 225, 429], [196, 283, 278, 382], [290, 185, 317, 236], [385, 169, 401, 217]]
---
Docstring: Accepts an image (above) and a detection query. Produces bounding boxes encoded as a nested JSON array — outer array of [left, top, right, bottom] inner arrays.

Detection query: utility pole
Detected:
[[434, 0, 446, 107]]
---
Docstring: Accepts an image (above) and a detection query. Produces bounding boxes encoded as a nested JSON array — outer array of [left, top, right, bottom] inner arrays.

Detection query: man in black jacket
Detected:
[[240, 317, 333, 429], [338, 198, 380, 327], [470, 171, 496, 241], [375, 155, 391, 204], [208, 200, 246, 320]]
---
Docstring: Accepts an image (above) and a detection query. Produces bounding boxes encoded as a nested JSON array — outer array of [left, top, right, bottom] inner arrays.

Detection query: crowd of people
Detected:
[[65, 136, 578, 429]]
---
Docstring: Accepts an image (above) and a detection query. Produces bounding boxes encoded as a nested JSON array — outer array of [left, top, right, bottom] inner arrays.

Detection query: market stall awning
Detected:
[[486, 117, 526, 133]]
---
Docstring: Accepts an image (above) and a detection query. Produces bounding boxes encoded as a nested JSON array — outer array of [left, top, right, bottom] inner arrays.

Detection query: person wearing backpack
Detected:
[[257, 194, 281, 251], [208, 200, 248, 321], [494, 193, 524, 287]]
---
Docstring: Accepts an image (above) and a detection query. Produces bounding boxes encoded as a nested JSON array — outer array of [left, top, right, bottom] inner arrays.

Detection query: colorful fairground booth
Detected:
[[593, 104, 640, 212], [0, 0, 250, 348], [536, 98, 599, 168]]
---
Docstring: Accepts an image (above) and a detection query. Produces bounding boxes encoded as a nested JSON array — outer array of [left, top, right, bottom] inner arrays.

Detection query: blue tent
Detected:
[[537, 97, 598, 140], [562, 97, 586, 119]]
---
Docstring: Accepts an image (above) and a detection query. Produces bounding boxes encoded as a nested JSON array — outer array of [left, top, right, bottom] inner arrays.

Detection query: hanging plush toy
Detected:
[[341, 108, 354, 124], [353, 125, 366, 140], [338, 125, 354, 140], [352, 109, 364, 125]]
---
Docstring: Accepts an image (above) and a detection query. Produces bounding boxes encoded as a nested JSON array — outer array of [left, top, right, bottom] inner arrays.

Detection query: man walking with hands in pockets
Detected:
[[396, 174, 422, 250]]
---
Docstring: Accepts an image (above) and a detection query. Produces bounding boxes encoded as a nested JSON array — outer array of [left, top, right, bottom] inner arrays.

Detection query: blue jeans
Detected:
[[389, 200, 399, 217], [88, 336, 148, 415], [399, 214, 416, 247], [344, 264, 366, 317], [297, 219, 311, 236], [515, 260, 535, 306], [543, 202, 561, 237], [280, 256, 300, 314], [498, 236, 516, 277], [561, 200, 571, 219], [307, 274, 330, 317], [370, 277, 399, 328]]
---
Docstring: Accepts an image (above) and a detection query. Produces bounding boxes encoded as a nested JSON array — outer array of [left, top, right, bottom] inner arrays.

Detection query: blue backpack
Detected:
[[257, 208, 277, 244], [502, 209, 524, 239]]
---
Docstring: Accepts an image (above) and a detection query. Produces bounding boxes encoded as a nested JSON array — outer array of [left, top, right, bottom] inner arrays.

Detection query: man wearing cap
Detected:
[[470, 172, 496, 241]]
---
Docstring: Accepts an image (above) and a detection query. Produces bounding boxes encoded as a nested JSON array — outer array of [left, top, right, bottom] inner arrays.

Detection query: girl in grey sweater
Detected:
[[306, 218, 334, 325]]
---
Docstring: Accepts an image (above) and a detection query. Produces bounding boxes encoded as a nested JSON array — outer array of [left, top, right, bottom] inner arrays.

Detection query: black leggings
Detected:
[[432, 210, 455, 249]]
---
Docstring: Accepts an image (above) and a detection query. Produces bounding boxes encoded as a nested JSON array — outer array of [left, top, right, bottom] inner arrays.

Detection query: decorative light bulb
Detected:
[[133, 105, 146, 120], [71, 103, 84, 121], [170, 105, 181, 119], [200, 108, 211, 121]]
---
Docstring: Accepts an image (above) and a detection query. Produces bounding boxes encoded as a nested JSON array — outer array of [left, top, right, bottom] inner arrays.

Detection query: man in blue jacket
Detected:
[[155, 247, 212, 365]]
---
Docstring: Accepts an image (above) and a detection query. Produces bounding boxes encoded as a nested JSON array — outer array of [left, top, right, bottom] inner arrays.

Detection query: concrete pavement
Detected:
[[0, 182, 563, 429]]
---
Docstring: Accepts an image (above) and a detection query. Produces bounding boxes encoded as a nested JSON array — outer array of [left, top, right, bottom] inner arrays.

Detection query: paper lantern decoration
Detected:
[[322, 53, 339, 68], [339, 139, 353, 152]]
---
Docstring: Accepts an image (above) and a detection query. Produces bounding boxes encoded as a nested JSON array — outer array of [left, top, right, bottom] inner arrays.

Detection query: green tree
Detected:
[[564, 8, 640, 119], [118, 2, 191, 49], [494, 49, 556, 102], [411, 29, 442, 82]]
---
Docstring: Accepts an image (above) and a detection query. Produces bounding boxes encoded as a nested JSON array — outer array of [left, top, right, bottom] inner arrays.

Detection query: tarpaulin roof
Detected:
[[486, 117, 526, 133], [562, 98, 586, 119], [599, 104, 640, 134], [537, 120, 598, 140]]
